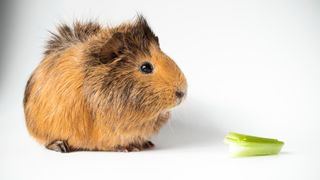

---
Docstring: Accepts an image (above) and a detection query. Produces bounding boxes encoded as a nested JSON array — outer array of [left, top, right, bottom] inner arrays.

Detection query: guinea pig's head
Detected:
[[85, 16, 187, 119]]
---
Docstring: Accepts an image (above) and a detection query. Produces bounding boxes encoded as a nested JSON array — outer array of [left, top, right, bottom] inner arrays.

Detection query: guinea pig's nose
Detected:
[[175, 91, 185, 99]]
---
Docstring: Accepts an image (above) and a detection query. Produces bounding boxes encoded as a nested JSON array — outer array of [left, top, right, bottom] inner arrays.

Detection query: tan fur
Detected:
[[24, 16, 187, 152]]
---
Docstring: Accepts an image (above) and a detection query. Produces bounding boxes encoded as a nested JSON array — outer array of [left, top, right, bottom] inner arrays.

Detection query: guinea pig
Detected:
[[23, 15, 187, 152]]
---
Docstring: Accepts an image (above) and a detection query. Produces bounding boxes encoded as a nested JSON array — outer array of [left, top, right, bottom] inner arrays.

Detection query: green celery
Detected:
[[224, 132, 284, 157]]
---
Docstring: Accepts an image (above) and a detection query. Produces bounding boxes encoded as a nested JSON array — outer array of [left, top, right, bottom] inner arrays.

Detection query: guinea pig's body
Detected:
[[23, 16, 187, 152]]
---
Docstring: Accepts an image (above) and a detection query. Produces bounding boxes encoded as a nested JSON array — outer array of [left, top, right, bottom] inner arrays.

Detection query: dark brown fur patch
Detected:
[[122, 15, 159, 55], [45, 21, 101, 55], [131, 15, 159, 46], [97, 32, 126, 64], [89, 16, 158, 66]]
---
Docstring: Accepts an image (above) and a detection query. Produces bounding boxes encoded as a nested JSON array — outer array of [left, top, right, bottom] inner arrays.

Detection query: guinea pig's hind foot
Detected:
[[46, 140, 70, 153], [115, 141, 155, 152]]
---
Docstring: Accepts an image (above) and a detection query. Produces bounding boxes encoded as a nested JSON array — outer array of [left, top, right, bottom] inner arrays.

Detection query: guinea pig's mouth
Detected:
[[176, 98, 183, 105]]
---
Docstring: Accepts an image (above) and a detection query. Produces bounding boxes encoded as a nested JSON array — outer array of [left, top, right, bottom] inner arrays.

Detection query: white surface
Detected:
[[1, 0, 320, 179]]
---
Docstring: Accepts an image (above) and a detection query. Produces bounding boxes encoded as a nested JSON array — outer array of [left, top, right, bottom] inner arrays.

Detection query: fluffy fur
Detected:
[[23, 15, 187, 152]]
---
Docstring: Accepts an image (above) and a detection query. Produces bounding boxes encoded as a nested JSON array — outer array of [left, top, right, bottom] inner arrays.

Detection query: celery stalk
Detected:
[[224, 132, 284, 157]]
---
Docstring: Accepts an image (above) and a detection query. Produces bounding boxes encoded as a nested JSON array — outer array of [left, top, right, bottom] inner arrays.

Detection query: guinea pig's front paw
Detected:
[[115, 141, 154, 152], [46, 140, 70, 153], [142, 141, 154, 149]]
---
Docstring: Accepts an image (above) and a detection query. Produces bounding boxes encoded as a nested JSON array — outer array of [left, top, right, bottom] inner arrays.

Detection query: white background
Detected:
[[1, 0, 320, 179]]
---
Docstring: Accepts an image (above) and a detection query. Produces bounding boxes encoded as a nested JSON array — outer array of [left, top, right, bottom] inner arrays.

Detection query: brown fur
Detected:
[[23, 15, 187, 152]]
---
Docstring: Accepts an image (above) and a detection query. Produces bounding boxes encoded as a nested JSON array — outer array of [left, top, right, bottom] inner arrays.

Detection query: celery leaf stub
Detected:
[[224, 132, 284, 157]]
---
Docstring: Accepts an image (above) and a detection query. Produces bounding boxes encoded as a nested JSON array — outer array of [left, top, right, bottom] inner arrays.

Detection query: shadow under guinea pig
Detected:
[[152, 99, 224, 150]]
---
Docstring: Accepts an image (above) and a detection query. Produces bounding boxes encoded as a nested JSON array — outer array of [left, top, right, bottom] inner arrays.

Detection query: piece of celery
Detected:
[[224, 132, 284, 157]]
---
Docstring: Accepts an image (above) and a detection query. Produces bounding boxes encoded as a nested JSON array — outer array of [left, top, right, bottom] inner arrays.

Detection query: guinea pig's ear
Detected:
[[98, 32, 126, 64]]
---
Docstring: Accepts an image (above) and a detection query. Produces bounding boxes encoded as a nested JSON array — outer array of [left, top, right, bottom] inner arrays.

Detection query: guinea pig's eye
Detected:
[[140, 62, 154, 74]]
